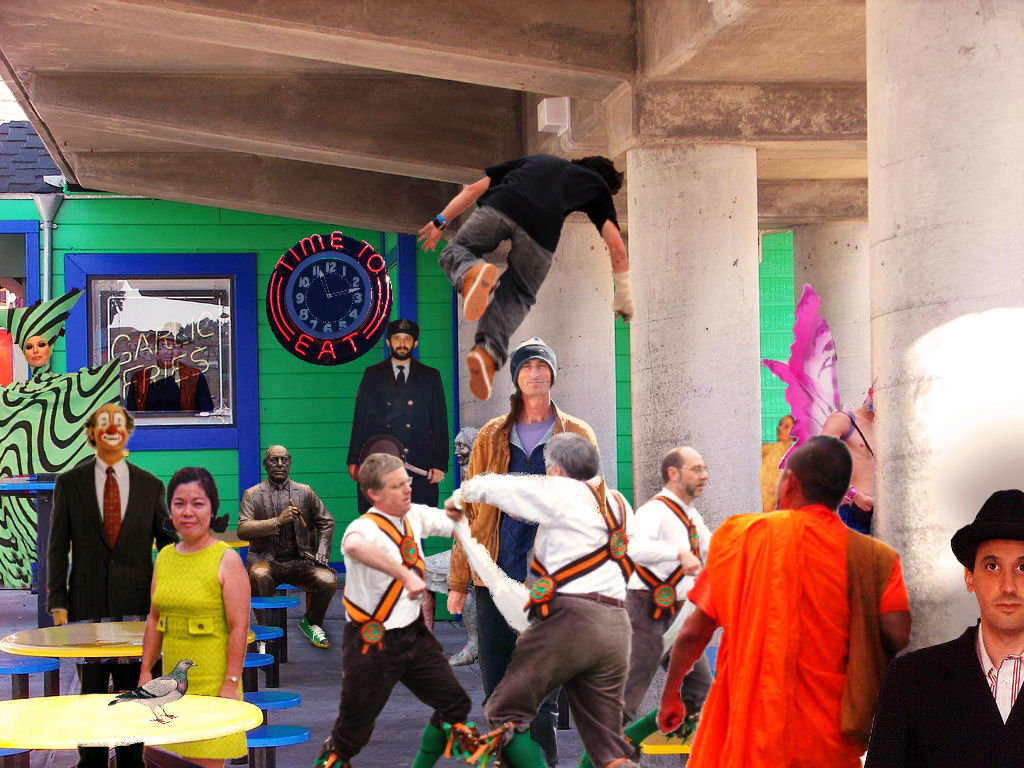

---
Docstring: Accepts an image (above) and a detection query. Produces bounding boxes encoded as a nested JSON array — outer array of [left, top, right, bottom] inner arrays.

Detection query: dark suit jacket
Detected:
[[346, 357, 449, 507], [865, 624, 1024, 767], [47, 458, 176, 622]]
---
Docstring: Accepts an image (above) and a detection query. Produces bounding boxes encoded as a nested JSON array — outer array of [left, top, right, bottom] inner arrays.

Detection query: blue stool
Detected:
[[250, 595, 299, 663], [244, 690, 301, 724], [0, 748, 29, 768], [246, 724, 310, 768], [275, 583, 296, 591], [242, 652, 277, 691], [248, 624, 284, 684], [0, 653, 60, 699]]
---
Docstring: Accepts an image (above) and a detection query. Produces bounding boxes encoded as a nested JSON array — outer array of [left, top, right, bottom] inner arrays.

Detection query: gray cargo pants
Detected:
[[438, 205, 554, 368]]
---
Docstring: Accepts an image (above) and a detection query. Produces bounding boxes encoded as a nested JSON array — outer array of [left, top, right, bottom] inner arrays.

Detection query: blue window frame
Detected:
[[63, 253, 259, 489]]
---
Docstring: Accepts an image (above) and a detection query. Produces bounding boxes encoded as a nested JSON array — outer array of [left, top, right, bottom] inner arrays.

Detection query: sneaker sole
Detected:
[[467, 350, 493, 400], [462, 263, 498, 322]]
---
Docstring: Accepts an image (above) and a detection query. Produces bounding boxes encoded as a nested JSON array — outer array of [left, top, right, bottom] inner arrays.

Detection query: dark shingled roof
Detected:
[[0, 120, 61, 193]]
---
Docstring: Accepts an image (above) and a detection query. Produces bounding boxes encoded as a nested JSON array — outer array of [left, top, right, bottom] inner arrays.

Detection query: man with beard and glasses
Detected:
[[347, 318, 449, 514]]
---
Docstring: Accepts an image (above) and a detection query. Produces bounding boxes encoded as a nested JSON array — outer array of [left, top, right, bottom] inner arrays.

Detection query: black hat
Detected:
[[951, 489, 1024, 567], [509, 337, 556, 387], [387, 318, 419, 341]]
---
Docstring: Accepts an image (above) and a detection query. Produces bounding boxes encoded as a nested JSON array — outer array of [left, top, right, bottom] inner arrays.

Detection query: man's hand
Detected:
[[402, 568, 427, 600], [853, 489, 875, 511], [678, 548, 702, 576], [348, 464, 359, 482], [427, 468, 445, 484], [137, 667, 153, 688], [444, 494, 464, 523], [448, 590, 467, 615], [52, 608, 68, 626], [658, 692, 687, 734], [611, 270, 635, 322], [417, 221, 444, 251], [314, 552, 328, 566], [277, 506, 300, 526]]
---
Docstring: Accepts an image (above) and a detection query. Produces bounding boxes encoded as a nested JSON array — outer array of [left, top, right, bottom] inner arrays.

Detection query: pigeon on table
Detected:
[[108, 659, 197, 723]]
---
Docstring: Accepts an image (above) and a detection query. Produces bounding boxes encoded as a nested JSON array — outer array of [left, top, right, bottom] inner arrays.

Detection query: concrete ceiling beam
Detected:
[[69, 151, 461, 235], [27, 72, 522, 184], [2, 0, 634, 100], [613, 81, 865, 146], [757, 179, 867, 227]]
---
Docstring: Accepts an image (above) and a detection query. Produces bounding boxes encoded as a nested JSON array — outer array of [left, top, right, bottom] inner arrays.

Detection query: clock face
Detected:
[[267, 232, 392, 365], [284, 253, 371, 340]]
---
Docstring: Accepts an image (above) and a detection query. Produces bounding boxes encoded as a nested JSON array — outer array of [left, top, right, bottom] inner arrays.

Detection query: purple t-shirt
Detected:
[[516, 416, 555, 458]]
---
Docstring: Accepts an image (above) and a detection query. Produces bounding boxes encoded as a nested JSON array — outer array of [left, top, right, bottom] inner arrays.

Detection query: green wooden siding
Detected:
[[1, 194, 455, 563], [759, 231, 796, 443]]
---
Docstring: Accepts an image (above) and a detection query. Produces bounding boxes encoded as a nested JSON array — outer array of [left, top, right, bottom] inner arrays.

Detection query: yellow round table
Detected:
[[0, 622, 255, 658], [0, 694, 262, 749]]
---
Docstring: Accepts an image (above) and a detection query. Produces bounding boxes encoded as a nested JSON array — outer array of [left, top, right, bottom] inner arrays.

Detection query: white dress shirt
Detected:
[[341, 503, 453, 629], [626, 487, 712, 593], [93, 456, 129, 522], [459, 473, 676, 601]]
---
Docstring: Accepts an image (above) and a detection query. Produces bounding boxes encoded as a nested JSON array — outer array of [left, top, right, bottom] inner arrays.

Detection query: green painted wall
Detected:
[[759, 231, 796, 443], [614, 319, 634, 506], [413, 240, 457, 560], [1, 196, 455, 565]]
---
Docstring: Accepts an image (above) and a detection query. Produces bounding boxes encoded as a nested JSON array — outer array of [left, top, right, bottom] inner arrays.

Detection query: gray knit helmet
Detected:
[[509, 337, 557, 388]]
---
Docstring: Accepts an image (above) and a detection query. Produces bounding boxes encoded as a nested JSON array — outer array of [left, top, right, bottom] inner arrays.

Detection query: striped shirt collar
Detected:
[[977, 622, 1024, 722]]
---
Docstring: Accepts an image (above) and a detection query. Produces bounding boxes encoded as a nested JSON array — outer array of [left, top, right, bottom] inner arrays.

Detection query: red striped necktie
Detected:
[[103, 466, 121, 548]]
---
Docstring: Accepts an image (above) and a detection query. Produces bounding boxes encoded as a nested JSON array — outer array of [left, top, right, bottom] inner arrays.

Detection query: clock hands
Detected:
[[318, 273, 337, 299]]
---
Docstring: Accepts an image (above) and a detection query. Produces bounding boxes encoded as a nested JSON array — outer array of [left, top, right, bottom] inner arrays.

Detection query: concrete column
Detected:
[[792, 221, 871, 408], [628, 144, 761, 528], [869, 0, 1024, 647], [456, 220, 619, 487]]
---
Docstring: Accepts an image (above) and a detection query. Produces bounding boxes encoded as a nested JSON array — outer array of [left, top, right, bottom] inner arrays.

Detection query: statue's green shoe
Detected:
[[298, 615, 331, 648]]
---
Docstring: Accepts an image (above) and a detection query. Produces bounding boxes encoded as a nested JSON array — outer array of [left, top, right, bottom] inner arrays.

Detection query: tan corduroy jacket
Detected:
[[448, 402, 600, 594]]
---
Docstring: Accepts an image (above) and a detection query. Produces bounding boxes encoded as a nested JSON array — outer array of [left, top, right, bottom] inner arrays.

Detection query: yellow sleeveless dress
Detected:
[[153, 539, 247, 759]]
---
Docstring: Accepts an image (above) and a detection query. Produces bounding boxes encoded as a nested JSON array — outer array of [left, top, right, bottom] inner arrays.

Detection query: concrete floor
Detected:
[[0, 587, 601, 768]]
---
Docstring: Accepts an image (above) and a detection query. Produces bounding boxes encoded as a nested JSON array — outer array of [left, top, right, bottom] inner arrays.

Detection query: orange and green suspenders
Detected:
[[632, 495, 700, 619], [342, 512, 425, 653], [526, 486, 633, 619]]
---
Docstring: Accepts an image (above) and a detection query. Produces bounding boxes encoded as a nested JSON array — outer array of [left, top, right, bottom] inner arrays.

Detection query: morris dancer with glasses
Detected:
[[314, 453, 474, 768], [577, 446, 712, 767]]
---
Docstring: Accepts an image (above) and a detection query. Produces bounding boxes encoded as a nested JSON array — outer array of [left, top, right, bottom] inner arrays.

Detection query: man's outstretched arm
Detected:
[[417, 177, 492, 250], [602, 220, 634, 321], [658, 607, 718, 733]]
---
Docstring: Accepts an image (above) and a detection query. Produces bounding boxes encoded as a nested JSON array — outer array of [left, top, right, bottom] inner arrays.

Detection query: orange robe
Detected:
[[687, 505, 908, 768]]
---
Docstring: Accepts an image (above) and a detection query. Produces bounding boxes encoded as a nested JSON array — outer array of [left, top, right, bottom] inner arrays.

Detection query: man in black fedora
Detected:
[[866, 489, 1024, 767], [346, 318, 449, 514]]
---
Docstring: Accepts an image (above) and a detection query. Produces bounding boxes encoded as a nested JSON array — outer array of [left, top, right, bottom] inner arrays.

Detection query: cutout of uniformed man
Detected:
[[346, 318, 449, 513]]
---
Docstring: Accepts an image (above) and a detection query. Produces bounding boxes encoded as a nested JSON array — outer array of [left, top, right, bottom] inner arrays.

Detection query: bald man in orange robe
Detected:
[[658, 436, 912, 768]]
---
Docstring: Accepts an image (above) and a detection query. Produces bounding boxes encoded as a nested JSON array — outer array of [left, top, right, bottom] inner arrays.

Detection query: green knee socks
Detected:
[[502, 729, 547, 768], [624, 708, 660, 747], [409, 721, 448, 768], [576, 708, 659, 768]]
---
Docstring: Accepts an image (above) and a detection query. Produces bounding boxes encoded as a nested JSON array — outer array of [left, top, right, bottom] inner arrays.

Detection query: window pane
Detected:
[[88, 276, 234, 426]]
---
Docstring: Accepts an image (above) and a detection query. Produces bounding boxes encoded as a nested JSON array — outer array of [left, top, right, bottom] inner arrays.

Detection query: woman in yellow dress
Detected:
[[139, 467, 251, 767]]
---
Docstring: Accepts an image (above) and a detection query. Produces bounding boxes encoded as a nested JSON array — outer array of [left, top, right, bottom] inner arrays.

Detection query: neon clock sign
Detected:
[[267, 232, 392, 365]]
